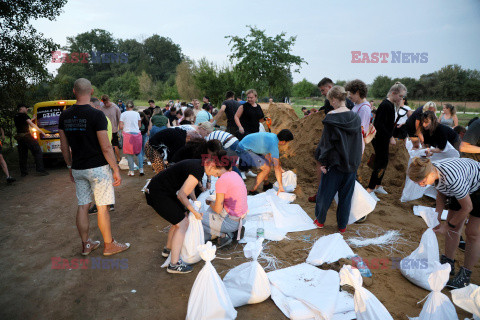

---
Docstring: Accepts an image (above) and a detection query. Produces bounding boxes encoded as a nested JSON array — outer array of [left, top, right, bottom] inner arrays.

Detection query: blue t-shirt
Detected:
[[195, 110, 212, 125], [237, 132, 280, 159]]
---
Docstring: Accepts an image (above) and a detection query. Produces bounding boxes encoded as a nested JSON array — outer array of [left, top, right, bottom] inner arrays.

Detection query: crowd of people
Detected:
[[2, 75, 479, 288]]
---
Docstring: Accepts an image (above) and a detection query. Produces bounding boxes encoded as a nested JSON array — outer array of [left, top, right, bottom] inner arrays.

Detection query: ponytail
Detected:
[[407, 157, 434, 182]]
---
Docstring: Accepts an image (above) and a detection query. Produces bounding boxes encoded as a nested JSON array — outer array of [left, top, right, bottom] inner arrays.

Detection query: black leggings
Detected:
[[368, 138, 390, 190]]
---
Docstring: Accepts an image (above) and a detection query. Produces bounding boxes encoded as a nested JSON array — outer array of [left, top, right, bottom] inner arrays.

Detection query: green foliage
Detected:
[[143, 35, 182, 82], [101, 72, 139, 100], [292, 78, 319, 97], [176, 59, 200, 100], [138, 71, 154, 100], [370, 75, 393, 98], [226, 26, 306, 99]]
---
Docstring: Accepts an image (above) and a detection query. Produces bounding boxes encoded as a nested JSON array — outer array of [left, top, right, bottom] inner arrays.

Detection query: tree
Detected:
[[102, 72, 139, 101], [176, 60, 200, 100], [0, 0, 67, 143], [226, 26, 306, 98], [138, 71, 154, 100], [369, 75, 393, 98], [144, 35, 182, 82], [292, 79, 318, 97]]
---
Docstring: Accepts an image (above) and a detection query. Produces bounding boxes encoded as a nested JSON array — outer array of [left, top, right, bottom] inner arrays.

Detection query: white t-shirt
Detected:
[[120, 110, 141, 133], [396, 105, 411, 125]]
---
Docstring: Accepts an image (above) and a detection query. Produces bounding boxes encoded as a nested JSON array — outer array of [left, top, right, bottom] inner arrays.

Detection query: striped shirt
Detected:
[[433, 158, 480, 199], [205, 130, 238, 149]]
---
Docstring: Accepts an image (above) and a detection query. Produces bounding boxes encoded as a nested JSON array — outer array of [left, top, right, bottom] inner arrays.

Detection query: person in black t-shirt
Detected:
[[145, 156, 227, 274], [234, 89, 265, 139], [421, 111, 461, 153], [317, 77, 354, 114], [14, 104, 48, 176], [202, 96, 213, 113], [59, 78, 130, 256], [367, 82, 407, 199], [214, 91, 240, 134]]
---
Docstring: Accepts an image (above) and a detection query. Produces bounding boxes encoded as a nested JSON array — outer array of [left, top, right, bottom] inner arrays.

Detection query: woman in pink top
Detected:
[[203, 150, 248, 248]]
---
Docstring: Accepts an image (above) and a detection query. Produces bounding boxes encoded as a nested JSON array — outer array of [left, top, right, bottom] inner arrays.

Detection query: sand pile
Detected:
[[259, 102, 299, 132], [276, 111, 411, 198]]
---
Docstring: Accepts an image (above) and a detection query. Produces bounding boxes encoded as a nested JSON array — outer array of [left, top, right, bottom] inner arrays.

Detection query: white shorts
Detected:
[[72, 165, 115, 206]]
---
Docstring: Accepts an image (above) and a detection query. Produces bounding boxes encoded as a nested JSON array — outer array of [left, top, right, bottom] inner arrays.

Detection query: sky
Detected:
[[32, 0, 480, 85]]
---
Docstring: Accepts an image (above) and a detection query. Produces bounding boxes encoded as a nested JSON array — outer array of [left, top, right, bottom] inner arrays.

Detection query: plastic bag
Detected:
[[451, 284, 480, 319], [223, 238, 271, 307], [162, 201, 204, 267], [334, 181, 377, 225], [118, 157, 129, 170], [273, 170, 297, 192], [306, 233, 355, 265], [400, 207, 439, 290], [339, 265, 394, 320], [409, 262, 458, 320], [186, 242, 237, 320], [401, 141, 459, 202]]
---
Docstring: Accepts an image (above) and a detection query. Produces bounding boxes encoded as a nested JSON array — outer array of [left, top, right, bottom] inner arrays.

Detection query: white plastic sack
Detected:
[[273, 170, 297, 192], [186, 242, 237, 320], [452, 284, 480, 319], [401, 141, 459, 202], [334, 181, 377, 225], [400, 207, 439, 291], [162, 201, 204, 267], [268, 263, 342, 320], [413, 205, 448, 221], [223, 238, 271, 307], [339, 265, 393, 320], [259, 122, 266, 132], [306, 233, 355, 266], [409, 262, 458, 320], [118, 157, 129, 170]]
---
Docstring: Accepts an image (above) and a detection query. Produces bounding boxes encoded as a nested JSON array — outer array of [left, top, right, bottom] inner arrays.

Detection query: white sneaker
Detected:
[[128, 171, 135, 176], [147, 161, 152, 166], [246, 170, 257, 177], [374, 186, 388, 195], [241, 172, 247, 180], [369, 192, 380, 201]]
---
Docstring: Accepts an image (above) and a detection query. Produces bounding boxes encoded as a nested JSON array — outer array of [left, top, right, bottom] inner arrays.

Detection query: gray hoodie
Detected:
[[315, 110, 362, 173]]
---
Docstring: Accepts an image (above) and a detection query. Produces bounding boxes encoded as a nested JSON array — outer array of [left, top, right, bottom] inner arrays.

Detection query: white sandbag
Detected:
[[118, 157, 129, 170], [452, 284, 480, 319], [268, 263, 341, 320], [162, 201, 204, 267], [409, 262, 458, 320], [401, 141, 459, 202], [413, 205, 448, 221], [270, 283, 356, 320], [186, 242, 237, 320], [223, 238, 271, 307], [334, 181, 377, 225], [339, 265, 393, 320], [273, 170, 297, 192], [259, 122, 266, 132], [400, 207, 439, 291], [306, 233, 355, 266]]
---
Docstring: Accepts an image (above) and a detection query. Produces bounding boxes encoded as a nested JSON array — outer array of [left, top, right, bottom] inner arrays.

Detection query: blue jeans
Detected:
[[150, 125, 166, 138], [315, 167, 356, 230], [138, 133, 148, 165], [125, 132, 143, 171]]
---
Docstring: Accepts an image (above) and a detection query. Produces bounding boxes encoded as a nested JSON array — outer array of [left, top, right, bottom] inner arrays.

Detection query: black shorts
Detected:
[[111, 132, 119, 147], [145, 191, 186, 225], [471, 188, 480, 218]]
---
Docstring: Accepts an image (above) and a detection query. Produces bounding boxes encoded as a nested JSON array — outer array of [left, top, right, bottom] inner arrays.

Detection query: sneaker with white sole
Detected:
[[162, 247, 171, 258], [374, 186, 388, 195], [167, 260, 193, 274], [82, 239, 101, 256], [246, 170, 257, 177], [369, 192, 380, 201], [147, 161, 152, 166], [103, 239, 130, 256], [241, 172, 247, 180], [128, 171, 135, 176]]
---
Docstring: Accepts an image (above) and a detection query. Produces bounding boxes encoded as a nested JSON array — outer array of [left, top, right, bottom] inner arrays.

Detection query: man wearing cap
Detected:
[[14, 104, 49, 176], [117, 100, 126, 113]]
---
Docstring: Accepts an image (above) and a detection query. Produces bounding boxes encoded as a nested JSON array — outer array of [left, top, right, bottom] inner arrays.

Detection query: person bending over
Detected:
[[236, 129, 294, 195], [408, 157, 480, 288]]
